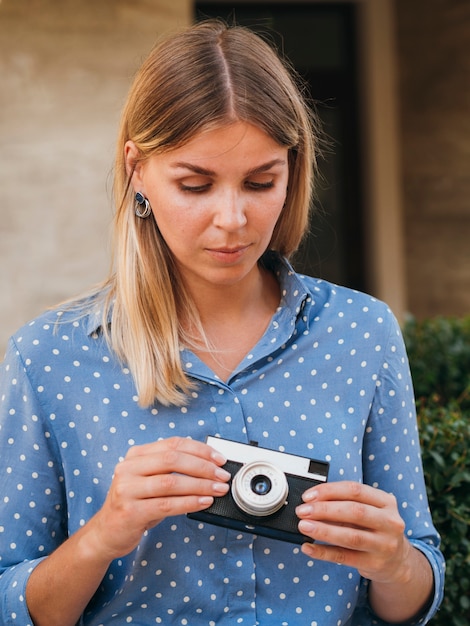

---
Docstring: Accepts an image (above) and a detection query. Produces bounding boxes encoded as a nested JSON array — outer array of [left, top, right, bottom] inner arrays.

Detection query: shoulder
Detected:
[[6, 293, 108, 364], [276, 255, 390, 317], [274, 255, 399, 339], [298, 272, 394, 319], [292, 271, 402, 349]]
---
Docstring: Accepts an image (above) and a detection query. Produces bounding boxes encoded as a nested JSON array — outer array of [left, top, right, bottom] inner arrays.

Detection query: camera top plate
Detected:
[[206, 436, 328, 482]]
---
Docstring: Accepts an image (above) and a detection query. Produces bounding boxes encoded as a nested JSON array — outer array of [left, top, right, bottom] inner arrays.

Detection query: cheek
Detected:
[[152, 204, 206, 246], [262, 196, 286, 229]]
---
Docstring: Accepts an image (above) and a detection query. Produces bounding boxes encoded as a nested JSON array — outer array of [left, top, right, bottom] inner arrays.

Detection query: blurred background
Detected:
[[1, 0, 470, 356]]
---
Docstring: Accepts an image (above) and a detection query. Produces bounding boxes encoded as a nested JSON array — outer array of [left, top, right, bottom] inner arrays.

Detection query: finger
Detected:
[[298, 517, 383, 554], [120, 472, 230, 501], [297, 497, 405, 544], [302, 481, 393, 509], [299, 522, 408, 581], [297, 498, 383, 530], [300, 537, 363, 568], [120, 445, 231, 483], [106, 493, 218, 541], [137, 493, 218, 524], [127, 436, 227, 466]]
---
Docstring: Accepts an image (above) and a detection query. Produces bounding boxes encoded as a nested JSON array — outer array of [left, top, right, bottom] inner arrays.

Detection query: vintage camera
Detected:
[[188, 436, 329, 544]]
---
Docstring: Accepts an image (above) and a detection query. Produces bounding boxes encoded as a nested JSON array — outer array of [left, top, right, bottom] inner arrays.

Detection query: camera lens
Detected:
[[232, 461, 288, 517], [251, 475, 272, 496]]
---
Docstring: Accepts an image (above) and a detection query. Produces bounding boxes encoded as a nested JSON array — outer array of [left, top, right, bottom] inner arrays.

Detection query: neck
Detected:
[[180, 265, 281, 380], [194, 266, 279, 325]]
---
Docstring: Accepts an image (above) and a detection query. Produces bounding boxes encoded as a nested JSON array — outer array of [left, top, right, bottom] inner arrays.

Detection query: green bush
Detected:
[[403, 317, 470, 625], [403, 315, 470, 407]]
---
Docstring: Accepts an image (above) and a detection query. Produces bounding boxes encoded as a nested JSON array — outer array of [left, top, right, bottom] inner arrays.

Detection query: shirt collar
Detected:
[[269, 254, 312, 327], [86, 302, 109, 336]]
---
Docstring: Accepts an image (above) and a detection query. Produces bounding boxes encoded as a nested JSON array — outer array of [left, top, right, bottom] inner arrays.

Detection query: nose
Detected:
[[213, 190, 247, 231]]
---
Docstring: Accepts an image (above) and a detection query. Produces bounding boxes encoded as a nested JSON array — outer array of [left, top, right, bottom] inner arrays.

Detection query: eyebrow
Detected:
[[171, 158, 287, 177]]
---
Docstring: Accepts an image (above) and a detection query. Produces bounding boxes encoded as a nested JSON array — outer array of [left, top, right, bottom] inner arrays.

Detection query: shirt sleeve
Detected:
[[354, 312, 445, 625], [0, 338, 67, 625]]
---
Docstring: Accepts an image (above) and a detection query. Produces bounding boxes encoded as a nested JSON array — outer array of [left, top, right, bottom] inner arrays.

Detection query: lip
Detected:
[[205, 244, 251, 264]]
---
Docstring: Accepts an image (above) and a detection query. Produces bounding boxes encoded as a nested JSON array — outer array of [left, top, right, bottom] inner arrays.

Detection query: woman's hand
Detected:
[[90, 436, 231, 561], [296, 481, 409, 582], [26, 437, 230, 626], [295, 481, 434, 622]]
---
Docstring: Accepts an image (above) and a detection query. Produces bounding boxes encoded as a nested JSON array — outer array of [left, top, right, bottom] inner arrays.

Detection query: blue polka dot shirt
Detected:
[[0, 257, 444, 625]]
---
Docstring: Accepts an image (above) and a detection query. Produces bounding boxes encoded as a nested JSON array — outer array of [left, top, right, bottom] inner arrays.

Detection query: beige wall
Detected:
[[396, 0, 470, 318], [0, 0, 191, 356]]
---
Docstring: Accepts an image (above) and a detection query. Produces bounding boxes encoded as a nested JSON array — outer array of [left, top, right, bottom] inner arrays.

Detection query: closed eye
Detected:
[[245, 180, 275, 191], [180, 180, 275, 193], [180, 183, 212, 193]]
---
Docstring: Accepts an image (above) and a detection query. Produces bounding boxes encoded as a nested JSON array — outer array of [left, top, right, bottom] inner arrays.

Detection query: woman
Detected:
[[0, 19, 444, 626]]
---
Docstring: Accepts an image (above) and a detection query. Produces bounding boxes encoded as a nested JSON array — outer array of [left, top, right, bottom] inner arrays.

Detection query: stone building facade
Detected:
[[396, 0, 470, 318]]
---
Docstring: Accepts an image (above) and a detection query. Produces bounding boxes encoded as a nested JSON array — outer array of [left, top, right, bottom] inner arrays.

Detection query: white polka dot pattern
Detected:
[[0, 258, 444, 625]]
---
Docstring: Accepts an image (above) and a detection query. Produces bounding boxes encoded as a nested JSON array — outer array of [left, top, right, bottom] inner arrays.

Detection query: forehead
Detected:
[[157, 121, 288, 168]]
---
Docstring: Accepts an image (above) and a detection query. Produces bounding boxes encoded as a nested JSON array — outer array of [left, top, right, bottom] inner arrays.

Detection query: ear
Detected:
[[124, 140, 145, 190]]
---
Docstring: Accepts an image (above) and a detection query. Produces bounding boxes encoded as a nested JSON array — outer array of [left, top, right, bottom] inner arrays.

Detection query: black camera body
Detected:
[[188, 436, 329, 544]]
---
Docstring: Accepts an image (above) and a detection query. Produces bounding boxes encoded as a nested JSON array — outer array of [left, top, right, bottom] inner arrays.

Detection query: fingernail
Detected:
[[299, 520, 317, 534], [296, 503, 313, 516], [199, 496, 213, 506], [213, 482, 230, 494], [215, 467, 231, 481], [211, 451, 227, 465], [303, 489, 319, 502]]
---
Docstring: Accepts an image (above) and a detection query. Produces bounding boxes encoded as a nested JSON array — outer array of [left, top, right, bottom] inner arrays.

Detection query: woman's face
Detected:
[[126, 121, 289, 295]]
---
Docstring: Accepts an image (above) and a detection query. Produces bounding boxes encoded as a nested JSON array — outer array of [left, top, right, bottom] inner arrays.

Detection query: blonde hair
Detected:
[[99, 19, 319, 407]]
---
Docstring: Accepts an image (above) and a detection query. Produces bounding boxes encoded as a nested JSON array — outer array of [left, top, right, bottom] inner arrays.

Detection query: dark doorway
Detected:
[[195, 2, 365, 291]]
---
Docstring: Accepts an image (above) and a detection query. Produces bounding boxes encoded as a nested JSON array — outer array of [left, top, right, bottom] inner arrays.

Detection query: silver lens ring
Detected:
[[231, 461, 289, 517]]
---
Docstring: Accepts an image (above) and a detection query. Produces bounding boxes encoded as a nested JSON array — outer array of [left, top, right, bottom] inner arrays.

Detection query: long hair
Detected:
[[101, 19, 319, 407]]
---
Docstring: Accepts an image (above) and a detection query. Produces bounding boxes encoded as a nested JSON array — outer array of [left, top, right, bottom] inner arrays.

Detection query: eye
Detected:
[[180, 183, 212, 193], [245, 180, 275, 191]]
